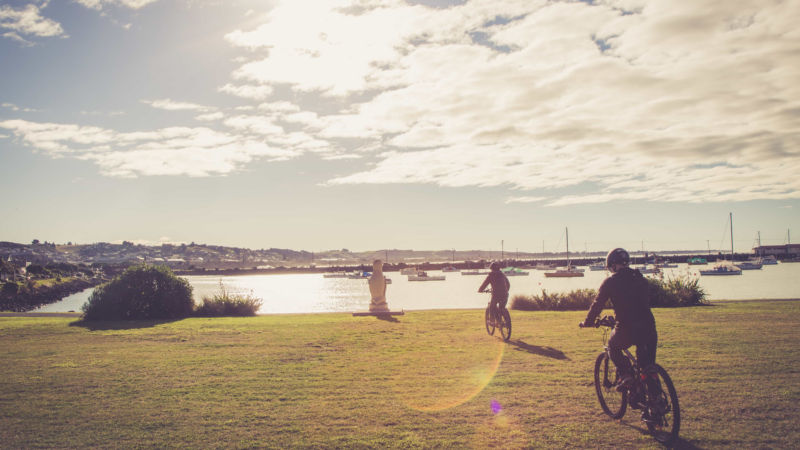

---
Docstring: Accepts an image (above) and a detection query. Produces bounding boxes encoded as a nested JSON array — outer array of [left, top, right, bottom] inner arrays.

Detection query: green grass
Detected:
[[2, 301, 799, 448]]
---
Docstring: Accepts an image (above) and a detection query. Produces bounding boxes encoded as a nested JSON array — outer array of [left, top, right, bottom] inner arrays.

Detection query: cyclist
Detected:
[[478, 262, 510, 324], [579, 248, 657, 390]]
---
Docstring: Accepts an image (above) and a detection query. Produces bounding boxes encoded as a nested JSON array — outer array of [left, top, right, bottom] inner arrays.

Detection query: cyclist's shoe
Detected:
[[615, 374, 634, 392]]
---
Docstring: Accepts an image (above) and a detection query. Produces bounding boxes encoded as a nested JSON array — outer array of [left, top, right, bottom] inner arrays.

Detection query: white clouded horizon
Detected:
[[3, 0, 800, 206]]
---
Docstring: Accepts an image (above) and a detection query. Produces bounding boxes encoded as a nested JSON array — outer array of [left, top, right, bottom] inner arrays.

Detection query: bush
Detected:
[[193, 282, 262, 317], [511, 289, 600, 311], [647, 274, 708, 307], [511, 274, 707, 311], [82, 265, 194, 321]]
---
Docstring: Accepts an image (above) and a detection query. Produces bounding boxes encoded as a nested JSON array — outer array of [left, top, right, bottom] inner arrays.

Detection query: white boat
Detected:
[[323, 272, 348, 278], [502, 267, 529, 276], [408, 271, 445, 281], [545, 228, 585, 278], [588, 262, 606, 271], [761, 255, 778, 265], [347, 271, 371, 279], [700, 264, 742, 276], [701, 213, 743, 276], [735, 260, 762, 270], [634, 265, 661, 274], [461, 270, 489, 276], [441, 266, 460, 272]]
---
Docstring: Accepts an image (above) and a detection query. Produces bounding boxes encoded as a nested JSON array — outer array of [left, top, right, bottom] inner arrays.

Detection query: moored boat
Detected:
[[408, 271, 445, 281], [502, 267, 529, 276], [700, 264, 742, 276]]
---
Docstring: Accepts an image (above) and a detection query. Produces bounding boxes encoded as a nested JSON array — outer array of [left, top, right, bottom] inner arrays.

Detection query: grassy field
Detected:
[[1, 300, 799, 448]]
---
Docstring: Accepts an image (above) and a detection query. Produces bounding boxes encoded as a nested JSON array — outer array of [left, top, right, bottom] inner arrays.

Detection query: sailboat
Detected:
[[545, 228, 584, 278], [700, 213, 742, 276]]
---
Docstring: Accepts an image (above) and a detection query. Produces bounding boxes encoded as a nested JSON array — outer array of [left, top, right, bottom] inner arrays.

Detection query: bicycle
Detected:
[[580, 315, 680, 446], [481, 289, 511, 341]]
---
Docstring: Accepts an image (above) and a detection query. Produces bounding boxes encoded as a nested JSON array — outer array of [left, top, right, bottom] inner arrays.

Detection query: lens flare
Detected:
[[396, 340, 506, 412]]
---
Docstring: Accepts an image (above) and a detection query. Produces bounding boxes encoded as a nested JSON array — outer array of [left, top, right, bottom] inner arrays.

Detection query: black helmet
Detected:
[[490, 261, 501, 271], [605, 248, 630, 269]]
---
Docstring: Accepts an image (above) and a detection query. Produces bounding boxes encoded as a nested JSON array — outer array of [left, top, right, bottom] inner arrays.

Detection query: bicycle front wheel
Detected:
[[644, 364, 680, 446], [484, 307, 496, 336], [594, 352, 627, 419], [498, 309, 511, 341]]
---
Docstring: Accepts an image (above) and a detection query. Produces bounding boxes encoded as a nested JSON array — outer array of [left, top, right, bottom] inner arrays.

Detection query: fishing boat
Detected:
[[688, 257, 708, 265], [502, 267, 530, 276], [408, 271, 445, 281], [545, 228, 585, 278], [701, 212, 743, 276]]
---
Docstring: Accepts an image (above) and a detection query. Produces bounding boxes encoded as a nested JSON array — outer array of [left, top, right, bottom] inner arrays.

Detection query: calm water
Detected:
[[34, 263, 800, 314]]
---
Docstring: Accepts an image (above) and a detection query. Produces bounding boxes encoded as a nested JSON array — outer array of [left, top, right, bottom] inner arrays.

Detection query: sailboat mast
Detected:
[[566, 227, 570, 263], [730, 212, 734, 261]]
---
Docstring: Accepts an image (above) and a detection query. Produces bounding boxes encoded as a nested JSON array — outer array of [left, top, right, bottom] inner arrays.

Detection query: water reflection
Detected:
[[34, 263, 800, 314]]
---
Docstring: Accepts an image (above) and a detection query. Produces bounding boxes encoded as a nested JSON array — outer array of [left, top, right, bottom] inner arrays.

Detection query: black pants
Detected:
[[609, 326, 658, 376]]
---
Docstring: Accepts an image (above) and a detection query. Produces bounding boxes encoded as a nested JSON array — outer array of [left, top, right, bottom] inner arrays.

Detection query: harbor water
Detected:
[[33, 262, 800, 314]]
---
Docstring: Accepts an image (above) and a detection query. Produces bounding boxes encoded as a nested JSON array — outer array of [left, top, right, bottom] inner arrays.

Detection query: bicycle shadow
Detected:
[[508, 339, 570, 360], [618, 420, 701, 449]]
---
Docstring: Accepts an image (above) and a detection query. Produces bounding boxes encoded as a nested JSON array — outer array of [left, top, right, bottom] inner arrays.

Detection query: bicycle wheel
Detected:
[[594, 352, 627, 419], [644, 364, 680, 446], [485, 307, 496, 336], [498, 309, 511, 341]]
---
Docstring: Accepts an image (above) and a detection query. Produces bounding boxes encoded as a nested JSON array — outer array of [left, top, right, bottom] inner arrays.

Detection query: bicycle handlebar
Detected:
[[579, 315, 616, 328]]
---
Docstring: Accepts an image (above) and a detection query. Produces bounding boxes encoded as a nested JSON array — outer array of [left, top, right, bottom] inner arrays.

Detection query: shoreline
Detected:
[[3, 297, 799, 318]]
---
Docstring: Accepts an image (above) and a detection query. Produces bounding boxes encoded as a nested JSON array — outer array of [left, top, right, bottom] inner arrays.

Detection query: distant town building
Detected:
[[753, 244, 800, 256]]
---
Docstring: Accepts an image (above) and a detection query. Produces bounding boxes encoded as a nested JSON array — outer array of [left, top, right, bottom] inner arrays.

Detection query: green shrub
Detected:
[[647, 274, 707, 307], [82, 265, 194, 321], [511, 289, 600, 311], [511, 274, 707, 311], [194, 282, 262, 317]]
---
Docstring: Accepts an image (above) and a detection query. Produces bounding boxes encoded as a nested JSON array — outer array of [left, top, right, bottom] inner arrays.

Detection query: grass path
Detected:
[[2, 301, 799, 448]]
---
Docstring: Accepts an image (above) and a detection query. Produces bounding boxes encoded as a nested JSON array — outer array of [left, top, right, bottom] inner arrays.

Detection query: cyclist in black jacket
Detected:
[[580, 248, 657, 387], [478, 262, 510, 315]]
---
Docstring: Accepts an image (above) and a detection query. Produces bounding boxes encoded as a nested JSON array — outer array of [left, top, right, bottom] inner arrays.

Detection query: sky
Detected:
[[1, 0, 798, 254]]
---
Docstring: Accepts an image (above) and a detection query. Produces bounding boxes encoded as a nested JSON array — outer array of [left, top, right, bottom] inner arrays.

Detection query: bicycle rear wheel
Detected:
[[594, 352, 627, 419], [484, 307, 496, 336], [498, 309, 511, 341], [644, 364, 680, 446]]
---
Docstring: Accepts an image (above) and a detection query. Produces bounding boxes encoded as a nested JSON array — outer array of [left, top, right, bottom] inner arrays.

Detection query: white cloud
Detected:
[[142, 98, 209, 111], [506, 196, 547, 204], [219, 83, 274, 100], [221, 0, 799, 204], [0, 3, 65, 40], [195, 112, 225, 121], [74, 0, 161, 11], [0, 119, 299, 178]]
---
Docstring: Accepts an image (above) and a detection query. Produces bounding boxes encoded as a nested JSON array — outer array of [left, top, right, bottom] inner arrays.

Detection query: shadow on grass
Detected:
[[375, 314, 400, 323], [69, 318, 181, 331], [618, 419, 701, 449], [508, 339, 569, 360]]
